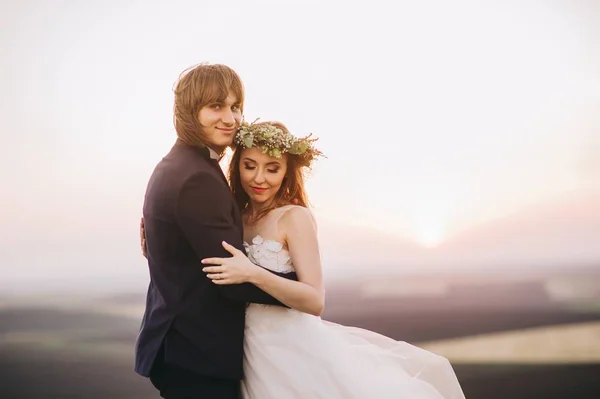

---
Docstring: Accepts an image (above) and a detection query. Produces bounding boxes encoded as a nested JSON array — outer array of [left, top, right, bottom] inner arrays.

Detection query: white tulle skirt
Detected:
[[241, 304, 466, 399]]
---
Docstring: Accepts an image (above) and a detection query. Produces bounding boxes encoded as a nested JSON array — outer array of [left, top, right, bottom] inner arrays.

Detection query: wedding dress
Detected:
[[240, 207, 466, 399]]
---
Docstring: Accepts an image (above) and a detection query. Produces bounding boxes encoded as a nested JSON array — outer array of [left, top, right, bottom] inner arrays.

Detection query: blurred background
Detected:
[[1, 0, 599, 398]]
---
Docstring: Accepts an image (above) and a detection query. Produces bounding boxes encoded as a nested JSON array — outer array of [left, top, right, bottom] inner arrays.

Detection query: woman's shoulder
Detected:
[[277, 205, 317, 230], [276, 204, 311, 217]]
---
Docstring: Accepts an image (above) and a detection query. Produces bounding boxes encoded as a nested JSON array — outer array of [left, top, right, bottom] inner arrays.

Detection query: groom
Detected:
[[135, 63, 298, 399]]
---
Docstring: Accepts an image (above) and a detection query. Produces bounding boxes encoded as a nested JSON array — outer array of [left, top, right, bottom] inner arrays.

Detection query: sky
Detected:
[[1, 0, 599, 293]]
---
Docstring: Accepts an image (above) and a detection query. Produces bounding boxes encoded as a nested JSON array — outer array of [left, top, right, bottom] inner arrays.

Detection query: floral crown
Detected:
[[233, 119, 324, 162]]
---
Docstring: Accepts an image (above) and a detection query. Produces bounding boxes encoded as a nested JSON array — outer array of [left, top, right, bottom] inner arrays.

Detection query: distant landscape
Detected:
[[2, 266, 600, 398]]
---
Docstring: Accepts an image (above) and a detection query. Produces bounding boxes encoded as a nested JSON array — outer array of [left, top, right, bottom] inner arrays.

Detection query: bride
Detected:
[[200, 121, 466, 398]]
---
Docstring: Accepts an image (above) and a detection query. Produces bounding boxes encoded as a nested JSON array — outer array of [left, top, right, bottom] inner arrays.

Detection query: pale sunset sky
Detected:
[[1, 0, 599, 293]]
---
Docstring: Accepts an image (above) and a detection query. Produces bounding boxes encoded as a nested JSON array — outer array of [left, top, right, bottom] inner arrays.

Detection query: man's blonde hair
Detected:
[[173, 63, 245, 148]]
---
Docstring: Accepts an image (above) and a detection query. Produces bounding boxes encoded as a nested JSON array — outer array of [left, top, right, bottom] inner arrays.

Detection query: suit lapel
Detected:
[[201, 150, 243, 234], [175, 140, 243, 235]]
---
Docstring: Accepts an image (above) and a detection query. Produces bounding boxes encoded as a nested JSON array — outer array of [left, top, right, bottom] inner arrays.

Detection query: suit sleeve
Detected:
[[176, 171, 298, 306]]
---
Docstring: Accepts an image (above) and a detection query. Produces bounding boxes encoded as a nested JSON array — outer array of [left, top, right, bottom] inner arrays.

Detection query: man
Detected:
[[135, 63, 297, 399]]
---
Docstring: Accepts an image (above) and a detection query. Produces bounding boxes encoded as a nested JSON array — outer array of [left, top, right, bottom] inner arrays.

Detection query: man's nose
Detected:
[[220, 109, 235, 125]]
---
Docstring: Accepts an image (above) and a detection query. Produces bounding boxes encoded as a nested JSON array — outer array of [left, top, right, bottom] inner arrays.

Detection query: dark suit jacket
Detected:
[[134, 140, 297, 380]]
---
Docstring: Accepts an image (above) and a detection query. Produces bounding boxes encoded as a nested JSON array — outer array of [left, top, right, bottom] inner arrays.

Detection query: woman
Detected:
[[198, 121, 466, 398]]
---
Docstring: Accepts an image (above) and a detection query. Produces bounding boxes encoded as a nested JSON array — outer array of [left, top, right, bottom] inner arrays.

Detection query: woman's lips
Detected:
[[251, 187, 268, 194]]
